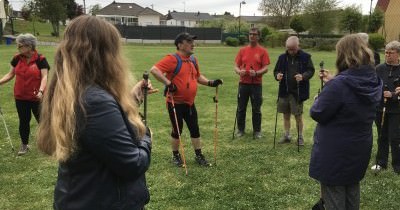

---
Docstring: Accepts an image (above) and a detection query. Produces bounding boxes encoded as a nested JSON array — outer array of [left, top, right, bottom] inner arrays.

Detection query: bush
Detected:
[[265, 31, 289, 48], [225, 36, 239, 47], [368, 33, 385, 50], [238, 34, 248, 45], [260, 26, 271, 43], [314, 38, 338, 51]]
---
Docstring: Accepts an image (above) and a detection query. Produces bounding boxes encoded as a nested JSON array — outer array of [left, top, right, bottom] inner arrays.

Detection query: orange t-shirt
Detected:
[[155, 53, 200, 105], [235, 45, 270, 84]]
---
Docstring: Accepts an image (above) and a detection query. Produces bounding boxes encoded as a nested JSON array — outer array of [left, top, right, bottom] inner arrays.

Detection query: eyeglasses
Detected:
[[385, 51, 398, 55], [17, 45, 26, 49]]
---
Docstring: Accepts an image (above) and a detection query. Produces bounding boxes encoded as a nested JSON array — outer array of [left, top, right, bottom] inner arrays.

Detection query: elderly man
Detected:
[[273, 36, 315, 146]]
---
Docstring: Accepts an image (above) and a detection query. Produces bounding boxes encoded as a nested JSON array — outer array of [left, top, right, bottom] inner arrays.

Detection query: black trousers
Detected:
[[15, 100, 40, 145], [236, 84, 263, 133], [375, 112, 400, 170]]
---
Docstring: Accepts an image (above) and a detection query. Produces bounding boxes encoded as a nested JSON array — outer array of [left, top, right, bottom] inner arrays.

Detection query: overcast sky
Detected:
[[9, 0, 378, 16]]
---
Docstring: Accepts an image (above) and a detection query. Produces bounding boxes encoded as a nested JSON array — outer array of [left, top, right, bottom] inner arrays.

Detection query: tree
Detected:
[[36, 0, 67, 37], [21, 0, 40, 35], [89, 4, 102, 16], [290, 15, 308, 34], [368, 8, 384, 33], [339, 6, 362, 33], [304, 0, 339, 34], [258, 0, 304, 29], [66, 0, 84, 19]]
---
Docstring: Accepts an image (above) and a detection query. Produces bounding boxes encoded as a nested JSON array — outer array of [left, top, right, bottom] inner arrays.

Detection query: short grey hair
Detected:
[[16, 33, 37, 50], [385, 41, 400, 53], [357, 32, 369, 44], [286, 36, 299, 47]]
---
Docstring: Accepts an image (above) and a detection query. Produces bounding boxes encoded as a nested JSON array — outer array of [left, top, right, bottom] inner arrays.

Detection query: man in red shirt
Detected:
[[234, 28, 270, 139], [151, 32, 223, 167]]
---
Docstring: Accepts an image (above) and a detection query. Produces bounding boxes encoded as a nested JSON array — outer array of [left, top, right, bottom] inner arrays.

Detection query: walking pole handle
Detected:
[[142, 71, 149, 126]]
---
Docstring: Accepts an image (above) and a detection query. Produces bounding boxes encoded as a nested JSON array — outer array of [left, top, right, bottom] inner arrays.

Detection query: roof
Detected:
[[139, 7, 163, 16], [167, 12, 214, 21], [98, 2, 163, 17], [240, 16, 266, 23], [376, 0, 390, 12]]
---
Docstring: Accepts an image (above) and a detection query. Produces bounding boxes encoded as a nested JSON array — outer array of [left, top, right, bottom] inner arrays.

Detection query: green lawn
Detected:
[[0, 44, 398, 210]]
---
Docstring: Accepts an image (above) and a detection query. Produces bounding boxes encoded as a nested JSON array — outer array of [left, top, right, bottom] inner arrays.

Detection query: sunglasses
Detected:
[[249, 33, 259, 36], [17, 45, 26, 49]]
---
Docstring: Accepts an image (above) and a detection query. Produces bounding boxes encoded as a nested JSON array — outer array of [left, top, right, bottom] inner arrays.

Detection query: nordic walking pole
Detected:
[[273, 73, 282, 149], [296, 78, 300, 153], [213, 86, 219, 165], [0, 106, 14, 151], [319, 61, 324, 92], [142, 71, 149, 126], [232, 84, 239, 140], [375, 86, 388, 176], [169, 91, 188, 176]]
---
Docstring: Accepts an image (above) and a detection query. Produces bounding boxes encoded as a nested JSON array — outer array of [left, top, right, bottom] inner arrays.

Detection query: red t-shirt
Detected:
[[235, 44, 270, 84], [155, 53, 200, 105]]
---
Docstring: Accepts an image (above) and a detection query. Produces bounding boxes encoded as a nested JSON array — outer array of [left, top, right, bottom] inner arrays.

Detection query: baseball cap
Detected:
[[174, 32, 197, 47]]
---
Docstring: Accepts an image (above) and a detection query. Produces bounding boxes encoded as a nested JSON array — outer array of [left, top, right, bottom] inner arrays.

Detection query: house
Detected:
[[96, 1, 164, 26], [166, 11, 214, 27], [240, 16, 266, 27], [0, 0, 6, 30], [377, 0, 400, 42]]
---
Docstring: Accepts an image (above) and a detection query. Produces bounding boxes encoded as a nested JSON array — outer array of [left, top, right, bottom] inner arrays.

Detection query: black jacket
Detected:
[[54, 86, 151, 210], [309, 65, 382, 185], [376, 63, 400, 113], [273, 49, 315, 102]]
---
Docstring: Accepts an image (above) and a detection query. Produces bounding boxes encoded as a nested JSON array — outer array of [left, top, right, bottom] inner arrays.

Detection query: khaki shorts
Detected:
[[277, 94, 303, 116]]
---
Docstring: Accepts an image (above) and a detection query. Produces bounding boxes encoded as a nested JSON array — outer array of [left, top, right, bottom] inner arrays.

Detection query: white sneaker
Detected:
[[371, 164, 382, 171]]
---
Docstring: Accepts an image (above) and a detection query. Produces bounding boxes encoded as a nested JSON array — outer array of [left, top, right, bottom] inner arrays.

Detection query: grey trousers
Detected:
[[321, 183, 360, 210]]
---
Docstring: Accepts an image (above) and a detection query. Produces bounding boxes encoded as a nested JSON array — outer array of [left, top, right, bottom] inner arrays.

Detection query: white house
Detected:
[[96, 1, 164, 26], [166, 11, 214, 27]]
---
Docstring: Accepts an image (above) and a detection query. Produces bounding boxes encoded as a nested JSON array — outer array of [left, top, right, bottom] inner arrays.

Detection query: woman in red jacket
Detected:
[[0, 33, 49, 155]]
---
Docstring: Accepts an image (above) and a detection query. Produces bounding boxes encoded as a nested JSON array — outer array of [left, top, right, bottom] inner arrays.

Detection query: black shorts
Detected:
[[167, 103, 200, 139]]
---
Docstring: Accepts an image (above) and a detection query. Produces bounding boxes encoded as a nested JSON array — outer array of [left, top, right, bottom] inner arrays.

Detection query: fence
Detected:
[[114, 25, 222, 44]]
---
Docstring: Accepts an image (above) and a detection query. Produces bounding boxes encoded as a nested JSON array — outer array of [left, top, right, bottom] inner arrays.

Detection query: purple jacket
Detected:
[[309, 65, 382, 185]]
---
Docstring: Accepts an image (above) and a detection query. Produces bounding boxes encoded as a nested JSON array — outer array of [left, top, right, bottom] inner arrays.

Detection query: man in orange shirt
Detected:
[[151, 32, 223, 167], [234, 28, 270, 139]]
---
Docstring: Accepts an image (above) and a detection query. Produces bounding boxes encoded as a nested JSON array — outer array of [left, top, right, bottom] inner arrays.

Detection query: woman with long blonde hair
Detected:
[[37, 15, 151, 209]]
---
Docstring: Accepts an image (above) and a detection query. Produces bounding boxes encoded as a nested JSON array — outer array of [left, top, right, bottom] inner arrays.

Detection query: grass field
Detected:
[[0, 44, 398, 210]]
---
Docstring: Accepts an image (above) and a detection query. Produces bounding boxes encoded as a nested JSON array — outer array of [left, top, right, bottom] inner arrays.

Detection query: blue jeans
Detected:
[[236, 84, 263, 133]]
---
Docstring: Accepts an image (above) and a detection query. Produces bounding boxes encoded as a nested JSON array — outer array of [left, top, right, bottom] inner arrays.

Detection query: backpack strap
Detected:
[[170, 53, 198, 82], [170, 53, 182, 82]]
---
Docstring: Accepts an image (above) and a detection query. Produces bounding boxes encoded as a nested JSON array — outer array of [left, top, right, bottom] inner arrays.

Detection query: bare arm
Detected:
[[150, 66, 170, 86], [36, 69, 48, 99], [197, 74, 209, 86], [0, 67, 16, 85]]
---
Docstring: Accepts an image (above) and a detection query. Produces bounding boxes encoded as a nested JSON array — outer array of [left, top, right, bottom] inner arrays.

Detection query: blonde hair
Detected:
[[37, 15, 145, 162], [335, 34, 374, 72]]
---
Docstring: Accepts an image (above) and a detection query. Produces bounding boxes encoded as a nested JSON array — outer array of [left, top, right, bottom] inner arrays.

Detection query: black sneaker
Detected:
[[172, 154, 183, 167], [195, 154, 210, 166]]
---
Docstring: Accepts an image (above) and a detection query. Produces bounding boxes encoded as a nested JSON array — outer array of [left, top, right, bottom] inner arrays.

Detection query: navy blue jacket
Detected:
[[54, 86, 151, 210], [309, 65, 382, 186], [273, 50, 315, 102]]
